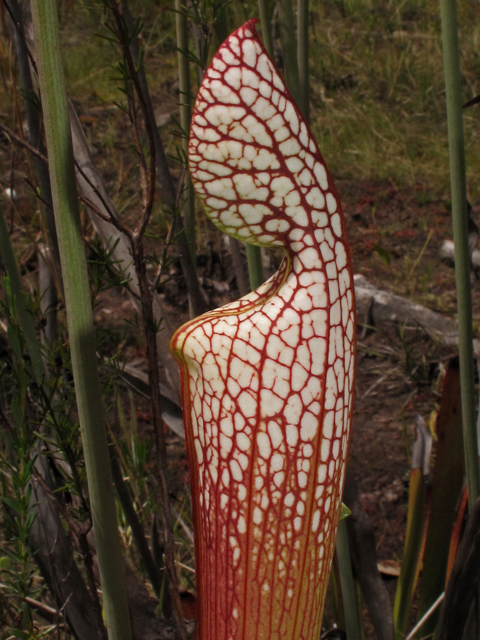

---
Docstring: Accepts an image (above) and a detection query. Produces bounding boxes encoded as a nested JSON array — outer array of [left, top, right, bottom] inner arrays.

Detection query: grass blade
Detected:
[[29, 1, 133, 638], [393, 468, 426, 639], [278, 0, 299, 102], [393, 416, 431, 639]]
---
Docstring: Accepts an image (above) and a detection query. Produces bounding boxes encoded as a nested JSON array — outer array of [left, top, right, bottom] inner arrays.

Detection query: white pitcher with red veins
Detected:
[[171, 19, 356, 640]]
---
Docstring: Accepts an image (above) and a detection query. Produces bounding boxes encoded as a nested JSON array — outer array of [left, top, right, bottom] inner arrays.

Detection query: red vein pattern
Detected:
[[171, 19, 356, 640]]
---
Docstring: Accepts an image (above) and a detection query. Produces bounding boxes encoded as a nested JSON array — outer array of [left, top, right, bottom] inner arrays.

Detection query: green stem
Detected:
[[297, 0, 310, 123], [439, 0, 480, 505], [246, 243, 264, 290], [257, 0, 274, 58], [393, 469, 426, 639], [278, 0, 300, 103], [8, 0, 60, 272], [213, 0, 230, 49], [175, 0, 196, 275], [336, 519, 362, 640], [29, 2, 132, 639], [0, 206, 44, 382]]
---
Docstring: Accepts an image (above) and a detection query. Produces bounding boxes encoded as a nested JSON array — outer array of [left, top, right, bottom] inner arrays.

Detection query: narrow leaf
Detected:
[[393, 415, 431, 640], [417, 358, 465, 637]]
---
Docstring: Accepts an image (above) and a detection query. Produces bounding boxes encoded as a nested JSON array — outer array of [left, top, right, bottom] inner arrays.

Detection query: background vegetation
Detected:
[[56, 0, 480, 188]]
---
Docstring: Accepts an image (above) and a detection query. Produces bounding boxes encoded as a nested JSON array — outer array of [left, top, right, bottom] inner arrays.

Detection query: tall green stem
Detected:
[[29, 1, 132, 639], [246, 243, 264, 290], [439, 0, 480, 505], [297, 0, 310, 123], [278, 0, 300, 103], [257, 0, 274, 58], [176, 0, 196, 275], [336, 519, 362, 640]]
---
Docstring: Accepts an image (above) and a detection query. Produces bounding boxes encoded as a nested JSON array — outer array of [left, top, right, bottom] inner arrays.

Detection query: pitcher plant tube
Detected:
[[171, 19, 356, 640]]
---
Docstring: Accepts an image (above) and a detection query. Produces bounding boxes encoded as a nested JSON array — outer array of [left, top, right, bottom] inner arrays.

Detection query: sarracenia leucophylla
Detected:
[[171, 19, 356, 640]]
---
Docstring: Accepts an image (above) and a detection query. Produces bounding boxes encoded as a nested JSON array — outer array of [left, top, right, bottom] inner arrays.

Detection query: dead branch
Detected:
[[69, 103, 181, 398], [354, 274, 480, 353], [0, 121, 48, 164], [343, 470, 395, 640]]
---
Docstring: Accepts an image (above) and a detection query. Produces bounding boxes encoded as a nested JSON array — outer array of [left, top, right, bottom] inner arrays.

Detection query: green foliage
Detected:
[[309, 0, 480, 189], [52, 0, 480, 191], [0, 250, 165, 637], [88, 237, 133, 301], [374, 242, 392, 266], [0, 289, 41, 637]]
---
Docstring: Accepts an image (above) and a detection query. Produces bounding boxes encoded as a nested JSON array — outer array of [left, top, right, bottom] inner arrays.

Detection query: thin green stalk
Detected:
[[336, 519, 362, 640], [8, 0, 60, 272], [257, 0, 274, 58], [29, 2, 132, 639], [246, 243, 264, 290], [8, 0, 60, 344], [0, 206, 44, 382], [393, 469, 426, 639], [439, 0, 480, 505], [297, 0, 309, 123], [213, 0, 230, 50], [278, 0, 300, 103], [175, 0, 196, 276]]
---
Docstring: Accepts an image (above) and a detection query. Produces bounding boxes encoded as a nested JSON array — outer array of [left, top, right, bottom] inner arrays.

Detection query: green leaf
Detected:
[[340, 502, 351, 520], [393, 466, 428, 639], [11, 396, 25, 428], [11, 628, 31, 640], [417, 359, 465, 636], [20, 88, 42, 113], [2, 495, 22, 512], [374, 243, 392, 266], [336, 519, 363, 640], [7, 325, 23, 360]]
